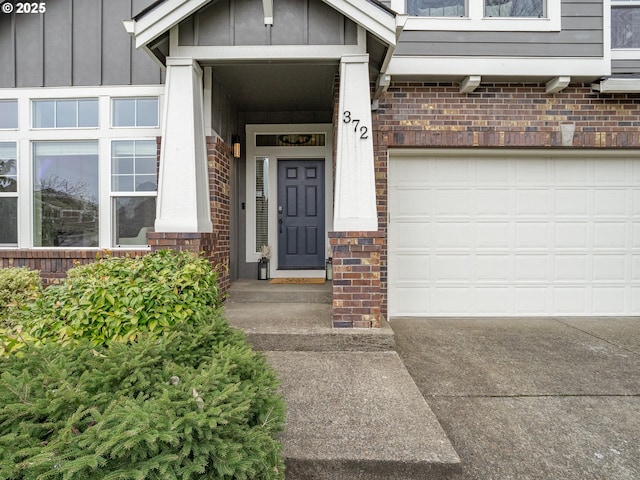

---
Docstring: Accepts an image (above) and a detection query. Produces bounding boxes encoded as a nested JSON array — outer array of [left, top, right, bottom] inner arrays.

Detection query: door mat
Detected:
[[269, 278, 325, 284]]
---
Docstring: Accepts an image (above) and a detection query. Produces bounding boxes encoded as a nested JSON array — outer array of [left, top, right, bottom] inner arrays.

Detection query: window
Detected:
[[111, 140, 157, 246], [112, 97, 159, 127], [0, 100, 18, 129], [33, 99, 98, 128], [485, 0, 543, 17], [255, 157, 269, 252], [407, 0, 465, 16], [0, 142, 18, 245], [33, 142, 99, 247], [612, 4, 640, 48]]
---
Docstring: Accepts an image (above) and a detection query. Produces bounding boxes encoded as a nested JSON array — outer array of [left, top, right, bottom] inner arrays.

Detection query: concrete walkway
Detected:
[[225, 280, 640, 479], [391, 317, 640, 480], [224, 280, 460, 479]]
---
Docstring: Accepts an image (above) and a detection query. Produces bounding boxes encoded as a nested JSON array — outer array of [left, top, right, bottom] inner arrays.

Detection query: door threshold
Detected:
[[271, 270, 326, 279]]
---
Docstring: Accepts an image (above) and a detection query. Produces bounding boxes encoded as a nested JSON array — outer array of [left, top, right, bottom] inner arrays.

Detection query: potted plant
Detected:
[[258, 245, 270, 280]]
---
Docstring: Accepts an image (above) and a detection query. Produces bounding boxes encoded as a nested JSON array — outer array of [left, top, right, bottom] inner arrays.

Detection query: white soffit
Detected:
[[126, 0, 397, 51]]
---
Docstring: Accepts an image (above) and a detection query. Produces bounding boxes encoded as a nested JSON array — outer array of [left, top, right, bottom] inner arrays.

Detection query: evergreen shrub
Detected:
[[22, 250, 223, 348], [0, 318, 286, 479]]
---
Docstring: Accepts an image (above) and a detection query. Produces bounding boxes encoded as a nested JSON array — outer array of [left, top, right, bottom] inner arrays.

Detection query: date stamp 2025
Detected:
[[2, 2, 46, 14]]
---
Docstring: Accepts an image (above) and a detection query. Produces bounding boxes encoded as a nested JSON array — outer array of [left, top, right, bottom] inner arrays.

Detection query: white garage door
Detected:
[[388, 150, 640, 317]]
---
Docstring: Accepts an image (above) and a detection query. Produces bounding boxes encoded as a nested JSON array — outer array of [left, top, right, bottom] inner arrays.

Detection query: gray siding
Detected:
[[0, 0, 162, 88], [178, 0, 358, 47], [395, 0, 604, 58], [612, 59, 640, 75]]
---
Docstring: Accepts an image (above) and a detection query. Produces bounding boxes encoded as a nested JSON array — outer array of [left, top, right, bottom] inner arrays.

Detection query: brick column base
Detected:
[[147, 232, 229, 297], [329, 231, 384, 328]]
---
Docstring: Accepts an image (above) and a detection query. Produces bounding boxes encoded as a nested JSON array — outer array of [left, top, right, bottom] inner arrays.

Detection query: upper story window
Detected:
[[0, 100, 18, 129], [33, 99, 98, 129], [485, 0, 543, 17], [112, 97, 159, 127], [612, 2, 640, 48], [397, 0, 560, 30], [407, 0, 465, 16]]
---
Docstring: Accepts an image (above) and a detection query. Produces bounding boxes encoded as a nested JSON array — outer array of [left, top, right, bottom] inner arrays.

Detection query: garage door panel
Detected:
[[592, 287, 626, 314], [477, 222, 511, 248], [555, 222, 589, 249], [593, 255, 627, 281], [554, 287, 588, 314], [593, 223, 627, 249], [514, 287, 549, 315], [515, 255, 549, 282], [554, 255, 588, 282], [435, 189, 471, 216], [515, 222, 550, 248], [476, 255, 510, 282], [434, 255, 472, 282], [388, 153, 640, 317], [594, 160, 627, 182], [476, 189, 511, 216], [516, 190, 549, 216], [594, 190, 628, 216], [434, 222, 473, 248], [556, 189, 589, 216], [555, 159, 588, 183]]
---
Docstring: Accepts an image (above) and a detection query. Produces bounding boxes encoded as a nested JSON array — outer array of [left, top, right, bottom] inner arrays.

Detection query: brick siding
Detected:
[[329, 231, 384, 328], [373, 82, 640, 319]]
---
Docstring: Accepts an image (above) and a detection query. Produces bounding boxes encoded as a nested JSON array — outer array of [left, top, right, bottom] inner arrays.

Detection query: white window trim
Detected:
[[0, 86, 164, 250], [391, 0, 561, 31], [245, 124, 333, 276]]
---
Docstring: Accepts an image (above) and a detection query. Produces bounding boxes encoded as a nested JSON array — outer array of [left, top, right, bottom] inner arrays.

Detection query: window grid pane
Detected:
[[111, 140, 158, 193], [407, 0, 465, 16], [0, 142, 17, 193], [112, 98, 158, 127], [113, 197, 156, 246], [0, 100, 18, 129], [485, 0, 544, 17]]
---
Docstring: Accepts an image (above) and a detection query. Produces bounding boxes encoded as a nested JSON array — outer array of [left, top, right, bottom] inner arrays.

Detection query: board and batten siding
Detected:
[[0, 0, 163, 88], [178, 0, 358, 47], [395, 0, 604, 58]]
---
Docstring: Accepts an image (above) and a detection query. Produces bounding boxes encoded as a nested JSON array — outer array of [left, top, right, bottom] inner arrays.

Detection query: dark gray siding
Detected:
[[0, 0, 162, 88], [395, 0, 604, 58], [178, 0, 358, 46], [612, 59, 640, 75]]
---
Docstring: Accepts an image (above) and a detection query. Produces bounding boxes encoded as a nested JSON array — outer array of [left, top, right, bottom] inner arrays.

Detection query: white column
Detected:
[[155, 57, 213, 233], [334, 54, 378, 231]]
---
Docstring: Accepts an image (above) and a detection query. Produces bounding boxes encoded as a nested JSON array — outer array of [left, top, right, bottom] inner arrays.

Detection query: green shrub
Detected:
[[22, 250, 223, 348], [0, 267, 41, 322], [0, 317, 285, 479]]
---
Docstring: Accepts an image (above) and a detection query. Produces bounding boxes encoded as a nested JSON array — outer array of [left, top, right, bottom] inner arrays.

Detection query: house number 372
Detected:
[[342, 111, 369, 139]]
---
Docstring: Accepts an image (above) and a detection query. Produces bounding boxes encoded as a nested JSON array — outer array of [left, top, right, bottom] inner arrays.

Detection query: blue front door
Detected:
[[277, 159, 325, 269]]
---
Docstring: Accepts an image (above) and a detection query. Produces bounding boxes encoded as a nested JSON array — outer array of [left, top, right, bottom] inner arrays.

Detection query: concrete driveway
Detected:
[[390, 317, 640, 480]]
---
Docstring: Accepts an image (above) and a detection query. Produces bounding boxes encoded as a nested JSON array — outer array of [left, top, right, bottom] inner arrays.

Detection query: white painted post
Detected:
[[155, 57, 213, 233], [334, 54, 378, 232]]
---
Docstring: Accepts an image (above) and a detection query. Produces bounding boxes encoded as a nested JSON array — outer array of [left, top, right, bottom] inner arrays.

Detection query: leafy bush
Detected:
[[21, 250, 223, 348], [0, 267, 41, 323], [0, 268, 42, 356], [0, 317, 286, 479]]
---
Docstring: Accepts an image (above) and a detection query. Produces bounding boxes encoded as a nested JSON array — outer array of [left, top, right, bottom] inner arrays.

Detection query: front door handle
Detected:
[[279, 217, 283, 233]]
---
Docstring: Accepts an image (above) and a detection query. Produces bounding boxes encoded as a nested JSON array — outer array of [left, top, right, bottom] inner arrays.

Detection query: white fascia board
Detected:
[[127, 0, 212, 49], [173, 44, 364, 61], [592, 78, 640, 93], [322, 0, 396, 46], [387, 57, 611, 78]]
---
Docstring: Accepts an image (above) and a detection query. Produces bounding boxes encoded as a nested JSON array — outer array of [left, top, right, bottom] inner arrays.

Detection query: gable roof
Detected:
[[124, 0, 397, 50]]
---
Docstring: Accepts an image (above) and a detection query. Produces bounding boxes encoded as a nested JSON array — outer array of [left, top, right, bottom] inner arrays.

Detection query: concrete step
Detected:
[[267, 351, 462, 480], [227, 278, 332, 304]]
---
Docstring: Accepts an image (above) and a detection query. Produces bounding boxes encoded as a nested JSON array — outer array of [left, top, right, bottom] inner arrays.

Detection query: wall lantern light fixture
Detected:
[[232, 135, 241, 159]]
